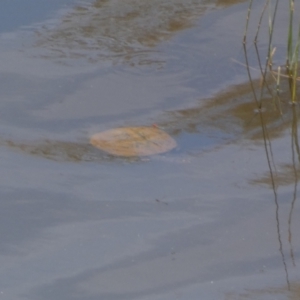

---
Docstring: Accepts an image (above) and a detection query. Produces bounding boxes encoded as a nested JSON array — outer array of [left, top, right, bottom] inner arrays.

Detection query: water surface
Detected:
[[0, 0, 299, 299]]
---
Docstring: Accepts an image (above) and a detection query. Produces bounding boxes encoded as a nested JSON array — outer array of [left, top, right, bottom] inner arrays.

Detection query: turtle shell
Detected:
[[90, 126, 177, 157]]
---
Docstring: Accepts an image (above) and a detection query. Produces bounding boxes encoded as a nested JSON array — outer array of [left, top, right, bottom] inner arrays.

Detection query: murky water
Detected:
[[0, 0, 299, 299]]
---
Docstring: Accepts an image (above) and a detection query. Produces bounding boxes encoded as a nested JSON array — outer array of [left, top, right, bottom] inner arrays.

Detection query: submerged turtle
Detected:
[[90, 126, 177, 157]]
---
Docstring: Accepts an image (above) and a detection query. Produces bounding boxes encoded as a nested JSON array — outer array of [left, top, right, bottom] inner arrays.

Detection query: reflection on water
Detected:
[[241, 2, 300, 291], [251, 164, 300, 187]]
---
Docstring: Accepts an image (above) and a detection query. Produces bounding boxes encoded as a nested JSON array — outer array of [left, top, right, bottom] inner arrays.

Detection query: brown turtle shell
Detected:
[[90, 126, 177, 157]]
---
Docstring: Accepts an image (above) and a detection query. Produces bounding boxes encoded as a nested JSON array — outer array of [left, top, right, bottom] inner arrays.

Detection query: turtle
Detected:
[[90, 126, 177, 157]]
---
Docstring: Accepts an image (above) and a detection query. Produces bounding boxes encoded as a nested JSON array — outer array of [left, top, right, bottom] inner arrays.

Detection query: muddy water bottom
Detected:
[[0, 0, 299, 299]]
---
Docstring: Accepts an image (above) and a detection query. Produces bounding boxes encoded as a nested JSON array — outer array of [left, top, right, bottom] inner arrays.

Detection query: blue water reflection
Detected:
[[0, 0, 79, 32]]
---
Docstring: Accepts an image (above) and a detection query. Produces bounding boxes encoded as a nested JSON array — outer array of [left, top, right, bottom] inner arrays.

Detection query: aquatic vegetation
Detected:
[[243, 1, 300, 289], [90, 126, 177, 157], [244, 0, 300, 104], [286, 0, 300, 103]]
